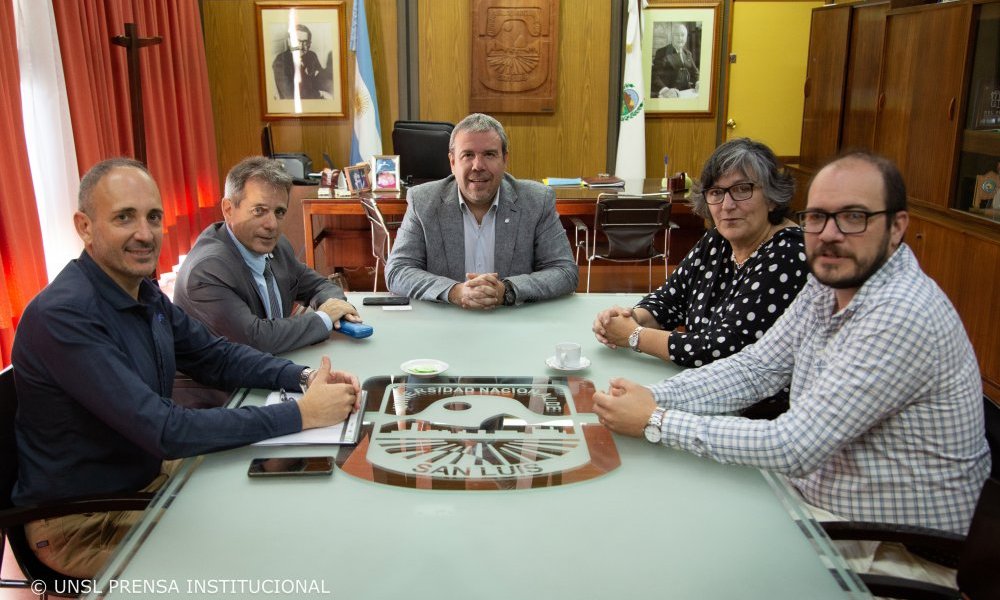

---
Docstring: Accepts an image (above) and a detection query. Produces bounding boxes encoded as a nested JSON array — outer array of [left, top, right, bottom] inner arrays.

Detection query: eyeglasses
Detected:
[[704, 182, 755, 204], [796, 209, 891, 234]]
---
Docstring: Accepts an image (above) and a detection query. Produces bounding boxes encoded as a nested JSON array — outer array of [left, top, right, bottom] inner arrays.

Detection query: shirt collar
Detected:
[[225, 223, 269, 274], [456, 186, 501, 214], [77, 250, 160, 310], [816, 243, 912, 319]]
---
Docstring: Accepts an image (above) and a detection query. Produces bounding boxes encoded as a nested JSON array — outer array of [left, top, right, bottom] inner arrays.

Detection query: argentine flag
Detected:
[[350, 0, 382, 164]]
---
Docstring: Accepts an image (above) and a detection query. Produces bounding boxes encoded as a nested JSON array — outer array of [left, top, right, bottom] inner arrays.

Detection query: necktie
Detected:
[[263, 257, 281, 319]]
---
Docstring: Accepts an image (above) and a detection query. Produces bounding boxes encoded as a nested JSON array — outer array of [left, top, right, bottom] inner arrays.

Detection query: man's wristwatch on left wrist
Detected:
[[502, 280, 516, 306], [644, 407, 666, 443], [298, 367, 316, 392]]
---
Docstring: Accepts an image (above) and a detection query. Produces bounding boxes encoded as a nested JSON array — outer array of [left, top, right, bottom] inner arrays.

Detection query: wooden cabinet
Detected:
[[874, 2, 972, 208], [908, 211, 1000, 400], [840, 1, 888, 151], [799, 5, 852, 168]]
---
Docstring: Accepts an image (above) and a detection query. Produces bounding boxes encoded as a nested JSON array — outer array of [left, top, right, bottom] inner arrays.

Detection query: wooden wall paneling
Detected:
[[840, 1, 888, 153], [875, 3, 972, 208], [203, 0, 263, 193], [798, 4, 851, 168], [906, 213, 965, 299], [958, 234, 1000, 396], [646, 118, 718, 183], [417, 0, 609, 180]]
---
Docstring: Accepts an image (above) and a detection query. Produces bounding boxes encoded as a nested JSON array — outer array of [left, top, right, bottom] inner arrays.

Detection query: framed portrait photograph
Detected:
[[345, 163, 372, 193], [642, 2, 720, 116], [371, 155, 401, 192], [255, 1, 349, 119]]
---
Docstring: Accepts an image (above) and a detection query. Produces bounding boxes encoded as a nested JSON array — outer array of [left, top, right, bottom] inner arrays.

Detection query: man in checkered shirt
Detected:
[[594, 152, 990, 586]]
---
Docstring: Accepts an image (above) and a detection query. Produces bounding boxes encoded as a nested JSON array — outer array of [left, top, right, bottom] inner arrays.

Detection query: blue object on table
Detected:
[[336, 320, 373, 339]]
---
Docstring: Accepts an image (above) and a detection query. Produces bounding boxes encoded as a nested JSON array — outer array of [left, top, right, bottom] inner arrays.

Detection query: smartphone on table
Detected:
[[363, 296, 410, 306], [247, 456, 334, 477]]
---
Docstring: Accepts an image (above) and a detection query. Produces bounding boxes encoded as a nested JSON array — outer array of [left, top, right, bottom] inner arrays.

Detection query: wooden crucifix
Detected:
[[112, 23, 162, 164]]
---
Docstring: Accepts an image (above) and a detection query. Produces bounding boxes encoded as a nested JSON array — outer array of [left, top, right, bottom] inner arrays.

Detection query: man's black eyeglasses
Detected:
[[704, 182, 755, 204], [796, 210, 891, 234]]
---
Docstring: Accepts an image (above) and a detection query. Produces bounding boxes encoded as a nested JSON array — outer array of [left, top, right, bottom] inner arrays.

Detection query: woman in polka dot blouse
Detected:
[[593, 139, 807, 402]]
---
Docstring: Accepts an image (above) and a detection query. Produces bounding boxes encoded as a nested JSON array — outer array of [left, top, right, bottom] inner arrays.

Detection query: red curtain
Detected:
[[53, 0, 221, 274], [0, 0, 49, 367]]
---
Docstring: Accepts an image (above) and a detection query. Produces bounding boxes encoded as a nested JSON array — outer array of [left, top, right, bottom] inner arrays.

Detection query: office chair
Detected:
[[0, 366, 152, 597], [820, 397, 999, 600], [359, 196, 398, 292], [391, 121, 453, 186], [570, 193, 676, 292]]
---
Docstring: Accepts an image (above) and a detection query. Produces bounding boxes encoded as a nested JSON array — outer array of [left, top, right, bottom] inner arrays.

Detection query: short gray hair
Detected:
[[689, 138, 794, 225], [78, 157, 151, 214], [224, 156, 293, 207], [449, 113, 509, 156]]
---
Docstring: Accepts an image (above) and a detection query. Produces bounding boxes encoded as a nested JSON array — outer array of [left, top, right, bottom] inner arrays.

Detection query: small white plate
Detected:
[[401, 358, 449, 376], [546, 355, 591, 371]]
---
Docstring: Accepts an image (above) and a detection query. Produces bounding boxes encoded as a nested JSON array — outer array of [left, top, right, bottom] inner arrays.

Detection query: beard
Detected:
[[808, 231, 892, 290]]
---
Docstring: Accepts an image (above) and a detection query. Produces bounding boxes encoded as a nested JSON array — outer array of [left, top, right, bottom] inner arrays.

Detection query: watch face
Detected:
[[644, 424, 660, 443]]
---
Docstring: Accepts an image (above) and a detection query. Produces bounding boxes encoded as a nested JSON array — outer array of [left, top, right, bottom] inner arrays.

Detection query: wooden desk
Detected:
[[302, 180, 696, 269]]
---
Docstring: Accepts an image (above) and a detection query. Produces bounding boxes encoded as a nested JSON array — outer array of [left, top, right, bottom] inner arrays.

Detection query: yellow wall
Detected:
[[726, 1, 821, 156]]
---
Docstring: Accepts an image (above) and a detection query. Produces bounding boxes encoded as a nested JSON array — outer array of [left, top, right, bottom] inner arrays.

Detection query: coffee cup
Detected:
[[555, 342, 582, 369]]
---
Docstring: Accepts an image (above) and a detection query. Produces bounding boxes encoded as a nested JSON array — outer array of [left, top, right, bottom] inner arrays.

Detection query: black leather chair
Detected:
[[360, 196, 398, 292], [820, 396, 1000, 600], [391, 120, 453, 186], [571, 193, 675, 292], [0, 366, 152, 597]]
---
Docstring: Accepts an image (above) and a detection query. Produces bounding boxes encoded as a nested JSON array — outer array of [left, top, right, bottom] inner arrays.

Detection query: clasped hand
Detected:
[[297, 356, 362, 429], [592, 378, 658, 437], [592, 306, 639, 348], [449, 273, 504, 311]]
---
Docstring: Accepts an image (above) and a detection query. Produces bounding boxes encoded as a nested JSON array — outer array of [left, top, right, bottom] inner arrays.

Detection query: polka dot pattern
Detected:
[[635, 227, 807, 368]]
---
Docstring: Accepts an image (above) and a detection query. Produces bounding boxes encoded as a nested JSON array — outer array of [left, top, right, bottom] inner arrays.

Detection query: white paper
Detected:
[[252, 390, 365, 446]]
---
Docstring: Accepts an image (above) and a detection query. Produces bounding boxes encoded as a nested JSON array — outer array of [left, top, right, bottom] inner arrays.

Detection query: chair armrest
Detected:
[[0, 492, 154, 528], [859, 573, 960, 600], [569, 218, 588, 245], [822, 521, 964, 568]]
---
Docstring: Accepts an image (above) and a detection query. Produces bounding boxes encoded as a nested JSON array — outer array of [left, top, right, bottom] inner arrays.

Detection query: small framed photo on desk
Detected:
[[371, 155, 401, 192], [344, 163, 372, 193]]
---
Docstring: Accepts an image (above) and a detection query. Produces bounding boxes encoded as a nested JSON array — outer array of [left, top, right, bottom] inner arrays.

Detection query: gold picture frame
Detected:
[[256, 1, 349, 119], [642, 2, 720, 116]]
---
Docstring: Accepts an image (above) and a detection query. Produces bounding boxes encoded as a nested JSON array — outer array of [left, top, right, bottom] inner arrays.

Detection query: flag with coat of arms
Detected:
[[614, 0, 646, 179], [350, 0, 382, 164]]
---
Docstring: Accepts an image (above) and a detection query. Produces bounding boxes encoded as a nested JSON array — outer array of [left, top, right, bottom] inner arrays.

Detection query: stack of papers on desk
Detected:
[[582, 175, 625, 188], [253, 390, 365, 445]]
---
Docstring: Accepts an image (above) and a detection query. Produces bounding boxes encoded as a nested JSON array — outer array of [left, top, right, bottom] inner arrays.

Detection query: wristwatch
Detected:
[[502, 280, 516, 306], [644, 407, 666, 443], [628, 326, 644, 352], [298, 367, 316, 392]]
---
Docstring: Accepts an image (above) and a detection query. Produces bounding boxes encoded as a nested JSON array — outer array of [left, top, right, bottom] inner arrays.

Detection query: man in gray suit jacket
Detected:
[[175, 157, 361, 356], [385, 113, 578, 309]]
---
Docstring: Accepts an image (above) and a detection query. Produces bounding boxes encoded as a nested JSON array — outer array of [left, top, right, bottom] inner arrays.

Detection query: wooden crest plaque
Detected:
[[470, 0, 559, 113]]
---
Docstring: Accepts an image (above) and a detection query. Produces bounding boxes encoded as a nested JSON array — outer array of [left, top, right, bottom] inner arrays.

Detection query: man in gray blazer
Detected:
[[175, 157, 361, 356], [385, 113, 578, 309]]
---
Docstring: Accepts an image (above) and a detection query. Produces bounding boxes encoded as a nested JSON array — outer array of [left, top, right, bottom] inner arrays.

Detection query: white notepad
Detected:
[[252, 390, 365, 446]]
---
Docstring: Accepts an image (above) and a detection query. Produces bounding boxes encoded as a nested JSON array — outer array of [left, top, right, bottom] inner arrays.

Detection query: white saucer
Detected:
[[546, 355, 591, 371], [400, 358, 449, 376]]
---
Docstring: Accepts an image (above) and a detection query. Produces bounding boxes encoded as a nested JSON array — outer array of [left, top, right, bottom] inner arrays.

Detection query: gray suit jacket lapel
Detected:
[[438, 180, 467, 279], [494, 175, 520, 276]]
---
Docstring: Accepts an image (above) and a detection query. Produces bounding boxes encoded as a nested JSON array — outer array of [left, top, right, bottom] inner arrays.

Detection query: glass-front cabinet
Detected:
[[955, 1, 1000, 223]]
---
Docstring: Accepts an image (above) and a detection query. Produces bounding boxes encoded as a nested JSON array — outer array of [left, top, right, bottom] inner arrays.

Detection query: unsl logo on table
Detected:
[[340, 378, 619, 490]]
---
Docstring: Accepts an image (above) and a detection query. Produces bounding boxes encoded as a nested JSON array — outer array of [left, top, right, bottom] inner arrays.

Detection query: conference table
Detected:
[[86, 293, 870, 599], [300, 179, 698, 270]]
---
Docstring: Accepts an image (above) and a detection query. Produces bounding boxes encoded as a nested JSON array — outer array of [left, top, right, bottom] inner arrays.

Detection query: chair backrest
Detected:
[[360, 197, 392, 264], [592, 196, 672, 260], [957, 476, 999, 599], [391, 120, 453, 185], [984, 396, 999, 479], [0, 366, 17, 511]]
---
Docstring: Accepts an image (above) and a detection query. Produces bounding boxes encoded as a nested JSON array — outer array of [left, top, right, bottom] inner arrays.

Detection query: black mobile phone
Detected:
[[363, 296, 410, 306], [247, 456, 334, 477]]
